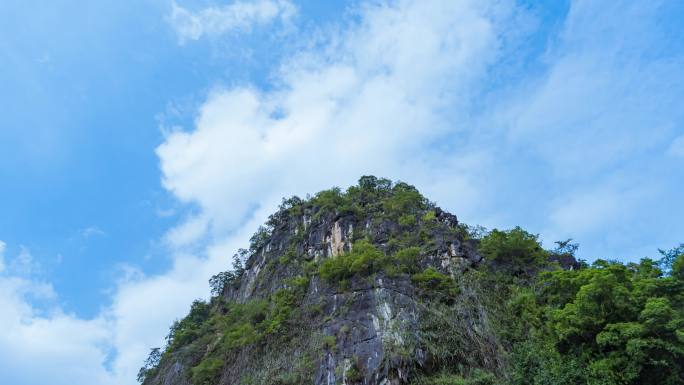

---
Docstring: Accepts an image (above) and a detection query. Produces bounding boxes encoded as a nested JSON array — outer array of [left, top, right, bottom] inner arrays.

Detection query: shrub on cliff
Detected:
[[478, 227, 548, 276]]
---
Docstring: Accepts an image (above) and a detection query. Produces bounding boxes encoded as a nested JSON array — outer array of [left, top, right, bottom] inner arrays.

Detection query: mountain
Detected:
[[139, 176, 684, 385]]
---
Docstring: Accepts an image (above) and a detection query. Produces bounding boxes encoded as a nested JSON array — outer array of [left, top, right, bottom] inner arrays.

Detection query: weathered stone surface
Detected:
[[145, 183, 486, 385]]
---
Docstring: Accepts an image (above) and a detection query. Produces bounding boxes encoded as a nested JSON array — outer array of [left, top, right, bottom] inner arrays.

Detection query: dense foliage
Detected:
[[486, 233, 684, 385], [139, 177, 684, 385]]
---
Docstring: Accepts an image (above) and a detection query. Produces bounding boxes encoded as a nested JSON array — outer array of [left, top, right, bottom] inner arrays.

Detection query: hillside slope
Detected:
[[139, 177, 684, 385]]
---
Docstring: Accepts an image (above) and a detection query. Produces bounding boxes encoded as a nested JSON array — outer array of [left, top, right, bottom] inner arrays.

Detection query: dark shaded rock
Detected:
[[548, 253, 581, 270], [144, 179, 491, 385]]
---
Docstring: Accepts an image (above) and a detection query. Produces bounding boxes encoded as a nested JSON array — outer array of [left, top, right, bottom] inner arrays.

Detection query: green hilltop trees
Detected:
[[139, 177, 684, 385], [497, 238, 684, 385]]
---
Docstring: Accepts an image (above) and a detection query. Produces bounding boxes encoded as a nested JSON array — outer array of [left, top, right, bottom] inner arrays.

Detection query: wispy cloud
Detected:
[[169, 0, 297, 43], [158, 0, 514, 235], [10, 246, 39, 275], [495, 0, 684, 257], [0, 240, 5, 272], [0, 245, 43, 277], [668, 134, 684, 158], [81, 226, 106, 239], [1, 1, 683, 384]]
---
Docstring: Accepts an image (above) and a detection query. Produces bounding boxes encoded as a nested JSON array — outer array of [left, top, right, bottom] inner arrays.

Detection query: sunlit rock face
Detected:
[[143, 178, 503, 385]]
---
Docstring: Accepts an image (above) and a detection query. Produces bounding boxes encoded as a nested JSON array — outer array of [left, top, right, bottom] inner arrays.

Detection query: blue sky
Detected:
[[0, 1, 683, 384], [0, 0, 347, 316]]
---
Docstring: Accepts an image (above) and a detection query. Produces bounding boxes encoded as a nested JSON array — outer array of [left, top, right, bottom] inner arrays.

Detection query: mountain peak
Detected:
[[139, 177, 683, 385]]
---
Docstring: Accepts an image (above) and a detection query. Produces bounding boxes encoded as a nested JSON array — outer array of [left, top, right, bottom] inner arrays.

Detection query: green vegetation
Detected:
[[395, 247, 420, 273], [191, 358, 223, 385], [399, 213, 418, 227], [382, 183, 427, 216], [318, 240, 430, 285], [411, 370, 496, 385], [278, 245, 298, 265], [493, 241, 684, 385], [421, 210, 437, 223], [322, 335, 337, 351], [155, 278, 310, 385], [209, 251, 247, 296], [311, 187, 352, 220], [478, 226, 548, 276], [140, 177, 684, 385], [165, 300, 212, 352], [136, 348, 161, 384], [305, 176, 430, 224], [319, 240, 387, 282], [411, 267, 459, 298], [410, 230, 684, 385], [659, 243, 684, 274]]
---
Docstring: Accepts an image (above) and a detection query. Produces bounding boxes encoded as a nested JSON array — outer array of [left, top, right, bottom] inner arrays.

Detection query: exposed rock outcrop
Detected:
[[142, 177, 503, 385]]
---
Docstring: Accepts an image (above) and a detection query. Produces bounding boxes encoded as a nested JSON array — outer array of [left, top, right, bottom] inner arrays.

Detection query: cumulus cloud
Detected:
[[156, 0, 684, 342], [104, 228, 258, 383], [0, 222, 264, 385], [159, 0, 684, 256], [170, 0, 297, 43], [0, 2, 517, 383], [2, 1, 684, 384], [158, 0, 516, 237], [0, 246, 115, 385], [0, 291, 114, 385], [163, 213, 211, 247]]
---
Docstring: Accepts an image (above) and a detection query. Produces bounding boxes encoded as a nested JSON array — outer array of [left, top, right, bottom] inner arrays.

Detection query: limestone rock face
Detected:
[[143, 179, 497, 385]]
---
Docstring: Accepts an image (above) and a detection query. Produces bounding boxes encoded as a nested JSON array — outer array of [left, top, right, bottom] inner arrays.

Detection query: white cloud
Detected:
[[0, 284, 110, 383], [0, 246, 115, 385], [81, 226, 106, 239], [160, 1, 684, 251], [2, 1, 684, 384], [156, 0, 684, 372], [0, 217, 264, 385], [504, 2, 682, 178], [158, 0, 516, 237], [548, 183, 646, 237], [668, 134, 684, 158], [164, 213, 210, 247], [494, 0, 684, 257], [170, 0, 297, 43], [0, 240, 5, 272], [0, 2, 519, 383], [8, 246, 41, 276]]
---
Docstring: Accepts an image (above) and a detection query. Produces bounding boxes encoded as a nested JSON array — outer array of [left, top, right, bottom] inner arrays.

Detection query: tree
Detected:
[[554, 239, 579, 255], [658, 244, 684, 275], [209, 250, 248, 296], [672, 253, 684, 281], [532, 259, 684, 385], [137, 347, 161, 383], [479, 227, 548, 276], [232, 249, 247, 277], [209, 271, 237, 296]]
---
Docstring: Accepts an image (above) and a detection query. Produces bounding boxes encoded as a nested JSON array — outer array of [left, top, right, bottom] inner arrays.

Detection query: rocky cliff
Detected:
[[140, 177, 507, 385]]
